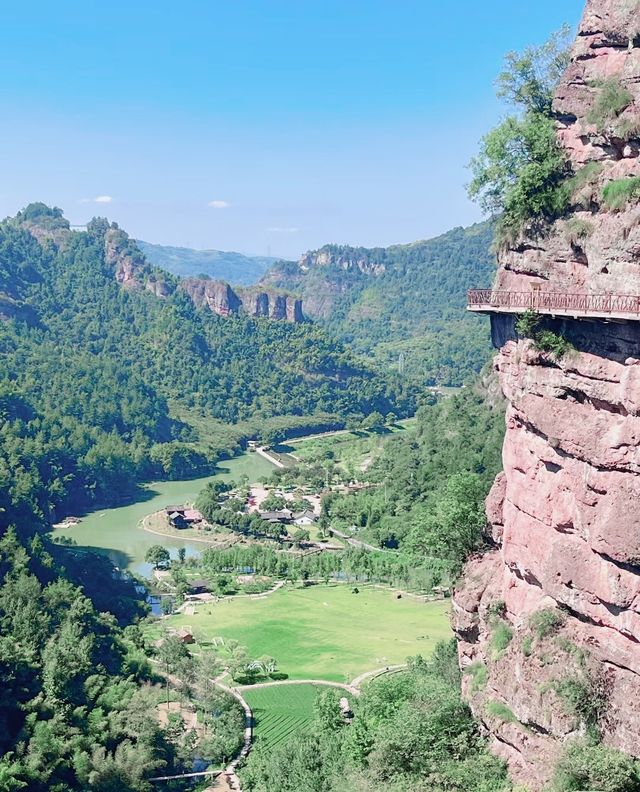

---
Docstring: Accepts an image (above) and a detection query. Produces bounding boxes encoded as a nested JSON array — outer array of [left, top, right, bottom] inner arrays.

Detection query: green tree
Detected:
[[145, 545, 170, 569], [468, 28, 572, 241], [292, 528, 310, 547], [361, 411, 385, 432]]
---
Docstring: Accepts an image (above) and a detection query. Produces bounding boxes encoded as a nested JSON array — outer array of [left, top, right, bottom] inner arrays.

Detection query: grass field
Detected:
[[280, 421, 416, 479], [242, 684, 326, 750], [163, 584, 451, 682]]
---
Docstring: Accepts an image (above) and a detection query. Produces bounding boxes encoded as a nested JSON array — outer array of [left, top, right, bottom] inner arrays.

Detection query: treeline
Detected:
[[195, 545, 451, 592], [0, 204, 416, 531]]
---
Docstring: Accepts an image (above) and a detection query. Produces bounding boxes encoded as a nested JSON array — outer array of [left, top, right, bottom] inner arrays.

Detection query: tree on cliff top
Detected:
[[468, 27, 573, 244], [495, 25, 572, 115]]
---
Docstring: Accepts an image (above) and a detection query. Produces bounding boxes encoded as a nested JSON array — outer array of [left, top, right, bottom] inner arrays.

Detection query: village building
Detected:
[[188, 578, 211, 595], [292, 510, 317, 526], [164, 505, 204, 529], [259, 510, 293, 524]]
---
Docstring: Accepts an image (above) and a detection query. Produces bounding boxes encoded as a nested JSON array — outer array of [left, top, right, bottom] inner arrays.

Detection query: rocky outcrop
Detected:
[[104, 226, 149, 290], [497, 0, 640, 297], [236, 286, 303, 321], [455, 2, 640, 788], [298, 247, 386, 276], [179, 279, 303, 322], [103, 229, 302, 319], [180, 278, 241, 316]]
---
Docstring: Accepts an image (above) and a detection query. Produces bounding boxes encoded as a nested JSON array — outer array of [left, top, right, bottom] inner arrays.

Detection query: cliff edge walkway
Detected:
[[467, 288, 640, 322]]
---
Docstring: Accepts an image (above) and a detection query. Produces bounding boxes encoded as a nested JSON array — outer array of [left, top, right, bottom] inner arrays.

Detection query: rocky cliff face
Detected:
[[454, 2, 640, 788], [13, 210, 302, 322], [298, 247, 386, 276], [104, 226, 149, 290], [496, 0, 640, 296], [180, 279, 303, 321]]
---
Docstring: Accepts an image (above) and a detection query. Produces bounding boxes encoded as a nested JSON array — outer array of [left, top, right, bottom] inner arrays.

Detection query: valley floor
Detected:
[[154, 583, 451, 682]]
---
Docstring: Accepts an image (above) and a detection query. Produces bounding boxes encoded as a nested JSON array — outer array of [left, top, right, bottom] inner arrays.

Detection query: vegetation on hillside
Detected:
[[319, 380, 505, 575], [0, 205, 415, 528], [263, 222, 496, 386], [137, 240, 276, 285], [0, 530, 197, 791]]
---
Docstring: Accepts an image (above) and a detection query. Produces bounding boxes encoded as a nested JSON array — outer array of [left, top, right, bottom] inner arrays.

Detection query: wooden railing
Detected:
[[467, 289, 640, 317]]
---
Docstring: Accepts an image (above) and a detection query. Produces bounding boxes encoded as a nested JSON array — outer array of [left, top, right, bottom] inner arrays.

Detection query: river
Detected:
[[51, 452, 275, 578]]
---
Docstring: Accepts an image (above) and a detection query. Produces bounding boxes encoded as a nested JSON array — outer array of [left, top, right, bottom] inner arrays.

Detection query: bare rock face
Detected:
[[299, 248, 386, 277], [236, 286, 304, 321], [104, 227, 149, 290], [180, 278, 241, 316], [179, 279, 303, 321], [455, 2, 640, 788]]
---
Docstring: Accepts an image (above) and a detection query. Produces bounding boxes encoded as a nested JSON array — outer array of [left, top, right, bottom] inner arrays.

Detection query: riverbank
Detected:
[[141, 510, 242, 548], [51, 452, 277, 577]]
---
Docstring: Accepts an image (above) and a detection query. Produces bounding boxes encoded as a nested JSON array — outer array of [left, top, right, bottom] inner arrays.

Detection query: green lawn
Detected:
[[284, 421, 416, 479], [164, 584, 451, 682], [243, 684, 325, 750]]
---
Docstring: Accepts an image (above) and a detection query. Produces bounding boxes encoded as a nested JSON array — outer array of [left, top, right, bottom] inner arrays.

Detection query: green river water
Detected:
[[51, 452, 275, 578]]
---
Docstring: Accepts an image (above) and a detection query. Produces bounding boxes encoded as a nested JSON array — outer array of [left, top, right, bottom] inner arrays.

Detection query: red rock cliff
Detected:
[[180, 279, 303, 322], [454, 2, 640, 788]]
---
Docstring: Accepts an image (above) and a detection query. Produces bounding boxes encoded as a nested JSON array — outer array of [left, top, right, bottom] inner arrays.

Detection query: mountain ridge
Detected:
[[137, 239, 277, 285], [261, 221, 496, 385]]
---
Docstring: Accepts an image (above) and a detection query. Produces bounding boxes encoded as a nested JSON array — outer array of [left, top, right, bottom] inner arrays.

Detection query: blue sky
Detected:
[[0, 0, 585, 258]]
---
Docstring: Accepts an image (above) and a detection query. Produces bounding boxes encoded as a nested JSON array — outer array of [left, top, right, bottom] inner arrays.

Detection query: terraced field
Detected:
[[243, 684, 329, 750]]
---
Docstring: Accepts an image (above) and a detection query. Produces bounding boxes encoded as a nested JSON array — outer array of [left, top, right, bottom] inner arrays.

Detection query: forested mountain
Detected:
[[138, 240, 276, 285], [0, 203, 416, 528], [262, 222, 496, 386], [0, 529, 187, 791]]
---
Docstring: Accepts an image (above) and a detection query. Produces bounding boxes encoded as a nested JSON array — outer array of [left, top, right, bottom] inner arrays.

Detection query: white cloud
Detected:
[[208, 199, 229, 209], [267, 226, 299, 233], [80, 195, 113, 204]]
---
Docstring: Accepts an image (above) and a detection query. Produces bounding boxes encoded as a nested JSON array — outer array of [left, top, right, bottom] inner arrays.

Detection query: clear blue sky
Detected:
[[0, 0, 585, 258]]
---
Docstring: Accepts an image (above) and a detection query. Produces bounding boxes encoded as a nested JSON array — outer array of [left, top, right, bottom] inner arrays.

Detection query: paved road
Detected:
[[349, 664, 406, 689]]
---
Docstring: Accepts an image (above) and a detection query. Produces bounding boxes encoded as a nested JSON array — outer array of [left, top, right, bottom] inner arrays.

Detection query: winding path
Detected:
[[151, 660, 407, 789], [214, 680, 253, 791], [237, 663, 407, 699]]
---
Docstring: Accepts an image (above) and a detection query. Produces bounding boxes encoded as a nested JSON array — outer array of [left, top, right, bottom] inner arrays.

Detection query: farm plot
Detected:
[[243, 684, 326, 750]]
